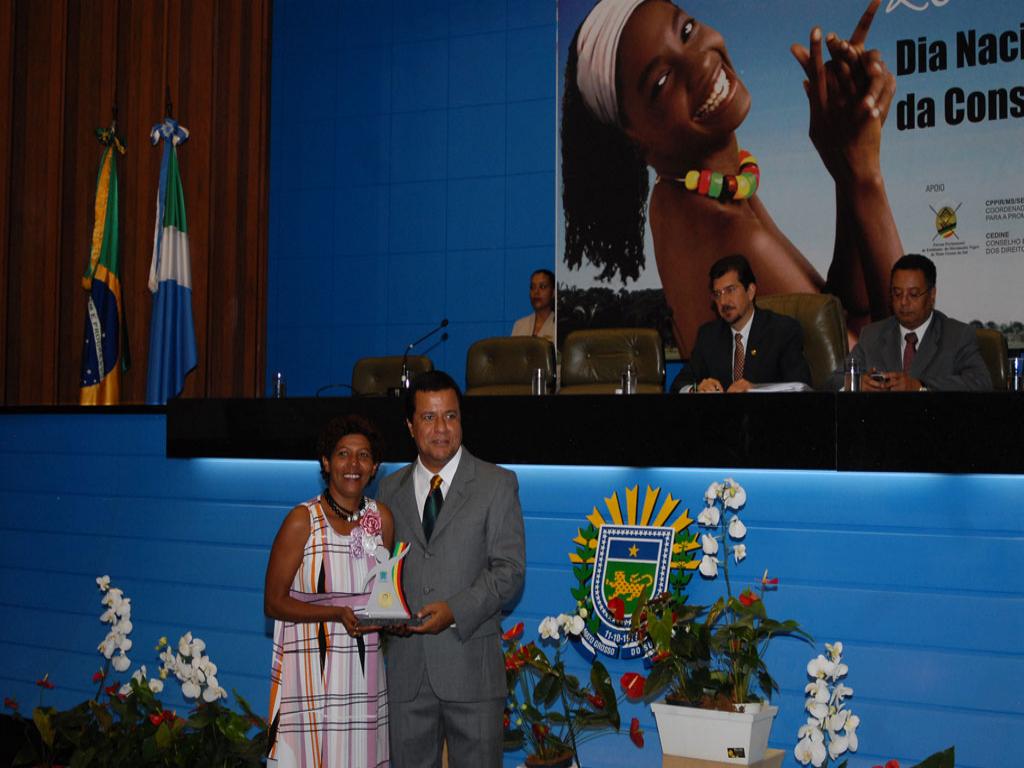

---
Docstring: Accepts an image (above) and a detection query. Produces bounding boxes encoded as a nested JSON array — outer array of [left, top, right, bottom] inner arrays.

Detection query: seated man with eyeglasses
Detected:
[[671, 254, 812, 393], [837, 253, 992, 392]]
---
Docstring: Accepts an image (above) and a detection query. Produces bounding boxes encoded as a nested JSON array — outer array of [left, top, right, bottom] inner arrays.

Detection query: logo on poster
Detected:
[[931, 203, 960, 240]]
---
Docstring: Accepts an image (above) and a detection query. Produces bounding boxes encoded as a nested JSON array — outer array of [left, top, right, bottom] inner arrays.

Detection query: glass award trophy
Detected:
[[356, 541, 421, 627]]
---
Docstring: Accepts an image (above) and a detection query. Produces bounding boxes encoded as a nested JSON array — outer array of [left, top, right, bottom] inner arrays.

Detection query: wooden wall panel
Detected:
[[5, 1, 68, 403], [0, 0, 271, 405], [0, 0, 14, 403]]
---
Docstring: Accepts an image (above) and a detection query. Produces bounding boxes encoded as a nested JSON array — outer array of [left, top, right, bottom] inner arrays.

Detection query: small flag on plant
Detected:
[[145, 117, 197, 405], [80, 124, 129, 405]]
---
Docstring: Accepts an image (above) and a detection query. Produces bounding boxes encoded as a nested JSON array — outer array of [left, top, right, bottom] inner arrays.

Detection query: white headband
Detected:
[[576, 0, 647, 125]]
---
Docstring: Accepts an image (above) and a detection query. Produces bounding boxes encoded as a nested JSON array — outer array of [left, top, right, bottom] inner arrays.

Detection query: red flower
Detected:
[[3, 697, 17, 711], [502, 622, 524, 642], [148, 709, 177, 727], [620, 672, 646, 700], [738, 589, 760, 607], [651, 650, 672, 663], [503, 712, 511, 730], [104, 684, 119, 697], [872, 762, 900, 768], [629, 717, 644, 748], [92, 671, 104, 683], [586, 693, 605, 709], [532, 722, 549, 741], [35, 675, 55, 690], [608, 597, 626, 623]]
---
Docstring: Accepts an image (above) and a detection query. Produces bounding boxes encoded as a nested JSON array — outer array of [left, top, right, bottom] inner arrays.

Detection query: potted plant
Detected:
[[628, 478, 811, 765], [502, 615, 643, 767]]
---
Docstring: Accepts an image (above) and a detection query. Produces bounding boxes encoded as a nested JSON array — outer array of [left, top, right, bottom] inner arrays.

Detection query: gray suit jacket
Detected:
[[377, 448, 525, 702], [835, 310, 992, 391]]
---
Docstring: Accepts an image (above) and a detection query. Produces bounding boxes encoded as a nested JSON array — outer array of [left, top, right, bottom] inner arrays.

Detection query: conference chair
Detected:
[[756, 293, 848, 390], [559, 328, 664, 394], [464, 337, 556, 395], [351, 355, 433, 396], [973, 327, 1009, 390]]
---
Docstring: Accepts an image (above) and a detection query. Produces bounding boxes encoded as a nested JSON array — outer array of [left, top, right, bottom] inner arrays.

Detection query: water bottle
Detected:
[[531, 367, 547, 396], [272, 371, 287, 398], [622, 361, 638, 395], [844, 355, 860, 393]]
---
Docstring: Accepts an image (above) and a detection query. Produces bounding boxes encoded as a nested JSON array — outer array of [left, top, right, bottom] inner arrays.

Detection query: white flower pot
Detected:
[[651, 701, 778, 765]]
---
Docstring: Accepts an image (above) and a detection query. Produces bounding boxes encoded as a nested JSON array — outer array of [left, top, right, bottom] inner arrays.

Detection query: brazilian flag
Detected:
[[80, 125, 129, 404]]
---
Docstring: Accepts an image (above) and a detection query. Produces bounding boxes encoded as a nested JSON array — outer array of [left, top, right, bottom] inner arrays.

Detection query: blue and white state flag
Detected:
[[145, 117, 197, 404]]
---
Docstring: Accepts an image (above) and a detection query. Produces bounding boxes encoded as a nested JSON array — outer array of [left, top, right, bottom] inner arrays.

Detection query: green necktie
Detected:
[[423, 474, 443, 541]]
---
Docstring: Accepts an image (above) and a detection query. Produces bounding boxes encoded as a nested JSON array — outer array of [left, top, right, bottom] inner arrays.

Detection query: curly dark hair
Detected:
[[561, 26, 650, 284], [316, 415, 383, 483]]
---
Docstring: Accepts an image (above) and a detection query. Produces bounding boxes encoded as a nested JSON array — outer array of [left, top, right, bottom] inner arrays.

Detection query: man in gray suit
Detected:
[[840, 253, 991, 391], [378, 370, 525, 768]]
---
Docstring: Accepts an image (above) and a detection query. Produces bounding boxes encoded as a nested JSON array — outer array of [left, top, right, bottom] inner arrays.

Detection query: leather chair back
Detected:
[[974, 327, 1008, 390], [465, 337, 556, 395], [351, 355, 433, 396], [560, 328, 664, 394], [755, 293, 848, 390]]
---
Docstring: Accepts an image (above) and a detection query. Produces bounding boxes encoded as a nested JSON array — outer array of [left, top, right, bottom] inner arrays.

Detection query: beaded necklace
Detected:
[[656, 149, 759, 202], [322, 488, 366, 522]]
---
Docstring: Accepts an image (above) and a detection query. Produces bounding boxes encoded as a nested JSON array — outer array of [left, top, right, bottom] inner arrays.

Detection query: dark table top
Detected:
[[164, 393, 1024, 474]]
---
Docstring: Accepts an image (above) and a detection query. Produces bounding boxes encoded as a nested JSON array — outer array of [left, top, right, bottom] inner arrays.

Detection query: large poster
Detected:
[[556, 0, 1024, 357]]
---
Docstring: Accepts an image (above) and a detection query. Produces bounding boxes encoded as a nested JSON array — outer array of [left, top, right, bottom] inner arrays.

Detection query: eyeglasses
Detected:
[[890, 287, 932, 300], [711, 283, 742, 300]]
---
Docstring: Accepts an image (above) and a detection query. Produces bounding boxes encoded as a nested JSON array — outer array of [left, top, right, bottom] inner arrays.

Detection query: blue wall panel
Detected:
[[268, 0, 558, 395], [1, 413, 1022, 767]]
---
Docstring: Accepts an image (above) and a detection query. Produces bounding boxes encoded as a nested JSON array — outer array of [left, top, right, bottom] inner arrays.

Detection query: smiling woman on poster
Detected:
[[561, 0, 904, 354]]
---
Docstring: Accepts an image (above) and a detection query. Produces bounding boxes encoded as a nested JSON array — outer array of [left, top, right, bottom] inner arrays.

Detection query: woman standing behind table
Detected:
[[265, 415, 394, 768], [510, 268, 556, 345]]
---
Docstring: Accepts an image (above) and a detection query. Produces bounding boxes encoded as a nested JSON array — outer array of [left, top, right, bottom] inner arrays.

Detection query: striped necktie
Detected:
[[422, 474, 443, 541], [903, 332, 918, 373], [733, 333, 745, 382]]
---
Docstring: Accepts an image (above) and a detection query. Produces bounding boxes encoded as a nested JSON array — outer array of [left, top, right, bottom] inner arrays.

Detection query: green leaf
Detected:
[[155, 721, 173, 749], [912, 746, 956, 768], [32, 707, 54, 748]]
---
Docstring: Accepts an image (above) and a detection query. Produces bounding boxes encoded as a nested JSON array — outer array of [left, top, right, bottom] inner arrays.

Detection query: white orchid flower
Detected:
[[832, 682, 853, 702], [148, 678, 164, 694], [102, 587, 123, 604], [115, 619, 133, 635], [96, 575, 110, 591], [844, 713, 860, 751], [832, 661, 849, 679], [827, 707, 849, 734], [191, 637, 206, 654], [704, 482, 723, 504], [805, 679, 829, 703], [99, 636, 116, 659], [131, 665, 148, 682], [538, 617, 559, 640], [700, 534, 719, 555], [698, 555, 719, 578], [100, 607, 117, 624], [182, 680, 200, 699], [578, 607, 588, 618], [111, 652, 131, 672], [797, 717, 824, 741], [728, 516, 747, 539], [721, 479, 746, 509], [178, 632, 193, 656], [203, 683, 227, 702], [567, 614, 585, 636], [117, 638, 133, 653], [828, 733, 850, 759], [825, 641, 843, 661], [733, 543, 747, 563], [794, 736, 826, 767], [119, 682, 133, 696], [805, 699, 829, 721], [806, 654, 833, 679], [697, 506, 720, 526]]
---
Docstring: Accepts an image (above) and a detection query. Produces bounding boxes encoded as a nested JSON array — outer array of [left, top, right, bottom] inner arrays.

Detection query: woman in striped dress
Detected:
[[265, 415, 394, 767]]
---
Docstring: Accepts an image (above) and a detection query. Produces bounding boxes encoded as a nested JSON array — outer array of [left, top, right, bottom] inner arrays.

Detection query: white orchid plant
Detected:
[[158, 631, 228, 702], [795, 642, 860, 767], [631, 478, 810, 707]]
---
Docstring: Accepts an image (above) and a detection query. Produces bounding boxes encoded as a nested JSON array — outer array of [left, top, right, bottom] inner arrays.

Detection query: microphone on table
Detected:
[[400, 319, 449, 391]]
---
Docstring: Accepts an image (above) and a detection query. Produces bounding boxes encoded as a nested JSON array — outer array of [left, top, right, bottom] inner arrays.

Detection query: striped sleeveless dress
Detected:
[[268, 497, 389, 768]]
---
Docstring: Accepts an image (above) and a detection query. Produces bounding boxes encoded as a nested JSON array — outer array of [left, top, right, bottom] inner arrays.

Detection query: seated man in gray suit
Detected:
[[378, 370, 526, 768], [672, 254, 812, 393], [842, 253, 992, 391]]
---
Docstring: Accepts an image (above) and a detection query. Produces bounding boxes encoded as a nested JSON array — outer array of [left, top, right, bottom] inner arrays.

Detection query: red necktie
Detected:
[[733, 333, 745, 382], [903, 332, 918, 373]]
